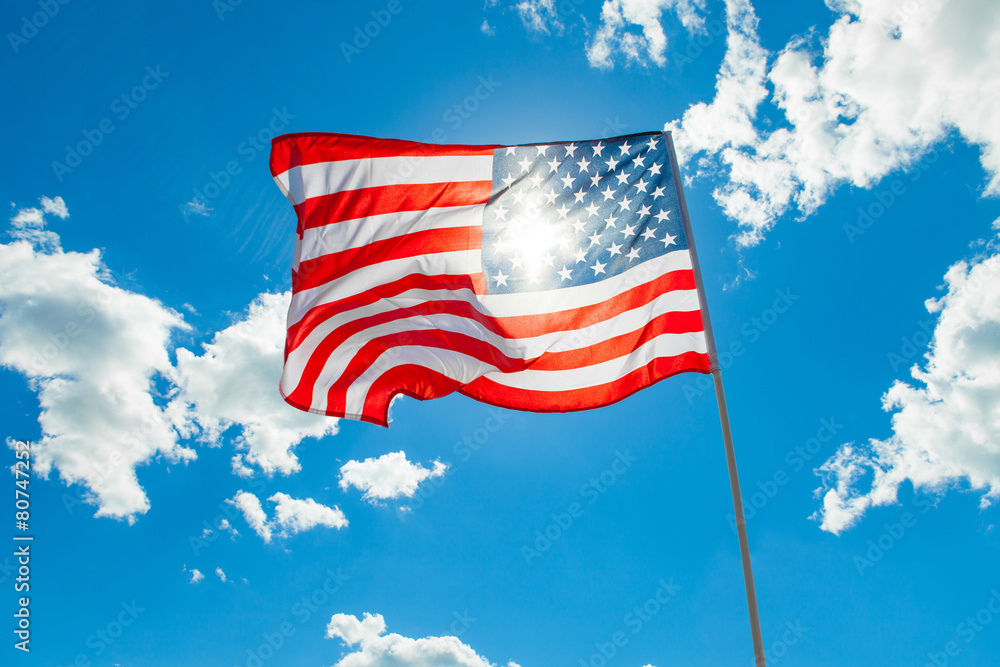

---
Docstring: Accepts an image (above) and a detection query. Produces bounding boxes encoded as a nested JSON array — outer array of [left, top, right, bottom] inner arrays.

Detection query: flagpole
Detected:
[[664, 132, 767, 667]]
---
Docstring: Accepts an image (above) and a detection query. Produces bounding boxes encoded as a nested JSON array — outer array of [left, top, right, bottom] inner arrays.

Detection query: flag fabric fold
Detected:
[[270, 131, 712, 426]]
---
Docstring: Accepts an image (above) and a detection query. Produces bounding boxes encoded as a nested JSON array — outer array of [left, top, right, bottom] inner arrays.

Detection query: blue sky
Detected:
[[2, 0, 1000, 666]]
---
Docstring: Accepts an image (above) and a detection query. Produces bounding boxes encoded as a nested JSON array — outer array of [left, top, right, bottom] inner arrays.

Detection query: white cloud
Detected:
[[227, 490, 273, 542], [665, 0, 1000, 245], [181, 198, 212, 219], [814, 239, 1000, 533], [0, 202, 194, 521], [8, 197, 66, 250], [587, 0, 708, 68], [269, 492, 348, 535], [40, 196, 69, 219], [216, 567, 227, 583], [480, 18, 496, 36], [325, 612, 521, 667], [170, 292, 340, 477], [339, 451, 447, 503], [226, 490, 347, 542], [188, 568, 205, 584], [515, 0, 564, 34]]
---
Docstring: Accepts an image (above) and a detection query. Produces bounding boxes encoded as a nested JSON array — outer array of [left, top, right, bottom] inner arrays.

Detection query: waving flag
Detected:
[[270, 131, 713, 426]]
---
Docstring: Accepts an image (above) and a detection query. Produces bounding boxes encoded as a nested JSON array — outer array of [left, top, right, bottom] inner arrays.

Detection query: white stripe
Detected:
[[480, 332, 708, 391], [477, 250, 694, 317], [299, 205, 485, 263], [339, 331, 706, 414], [282, 288, 702, 407], [276, 155, 494, 206], [289, 249, 479, 325]]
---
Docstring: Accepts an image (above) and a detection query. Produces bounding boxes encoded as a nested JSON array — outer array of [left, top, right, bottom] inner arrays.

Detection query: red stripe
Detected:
[[293, 226, 480, 292], [460, 352, 712, 414], [325, 330, 524, 416], [271, 133, 499, 175], [286, 273, 479, 356], [295, 181, 492, 234], [361, 366, 467, 427]]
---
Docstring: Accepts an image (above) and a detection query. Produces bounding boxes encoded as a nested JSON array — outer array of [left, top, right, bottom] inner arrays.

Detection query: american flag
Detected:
[[270, 131, 713, 426]]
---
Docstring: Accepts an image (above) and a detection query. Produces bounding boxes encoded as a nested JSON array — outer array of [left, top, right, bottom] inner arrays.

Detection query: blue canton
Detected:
[[481, 133, 686, 295]]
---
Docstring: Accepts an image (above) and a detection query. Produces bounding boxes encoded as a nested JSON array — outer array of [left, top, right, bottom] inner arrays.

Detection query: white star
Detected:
[[661, 232, 677, 248], [646, 137, 658, 151], [620, 223, 636, 237], [633, 178, 648, 193], [592, 141, 606, 157], [510, 254, 523, 269], [512, 190, 526, 205], [655, 209, 671, 223], [505, 147, 517, 155], [565, 143, 578, 157], [577, 156, 591, 173], [556, 204, 570, 219], [561, 174, 575, 189], [633, 154, 646, 168], [616, 172, 630, 185], [588, 231, 602, 247], [537, 144, 551, 154], [637, 204, 651, 217], [619, 141, 631, 155], [501, 174, 516, 189], [607, 241, 623, 257], [606, 156, 620, 171], [547, 157, 561, 173], [604, 213, 618, 229], [641, 227, 657, 241], [601, 186, 616, 200], [590, 259, 607, 276], [620, 195, 632, 209], [542, 252, 556, 267], [571, 218, 587, 234], [493, 203, 508, 221], [529, 173, 545, 189], [543, 189, 559, 205], [573, 248, 587, 263], [558, 266, 573, 281], [518, 155, 533, 173], [590, 174, 602, 187], [493, 236, 507, 254], [493, 269, 508, 286], [651, 186, 666, 199], [626, 247, 641, 261], [584, 202, 600, 218], [573, 188, 587, 203], [649, 163, 662, 176]]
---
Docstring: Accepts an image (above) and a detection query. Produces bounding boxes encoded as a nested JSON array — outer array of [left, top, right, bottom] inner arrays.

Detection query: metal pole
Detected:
[[664, 131, 767, 667]]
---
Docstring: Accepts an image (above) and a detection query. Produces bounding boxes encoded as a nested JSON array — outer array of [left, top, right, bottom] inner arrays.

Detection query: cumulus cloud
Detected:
[[587, 0, 708, 68], [338, 451, 447, 503], [216, 567, 227, 583], [226, 490, 347, 542], [188, 568, 205, 584], [0, 200, 343, 521], [665, 0, 1000, 244], [0, 202, 194, 521], [325, 612, 520, 667], [515, 0, 565, 34], [170, 291, 339, 477], [814, 239, 1000, 533]]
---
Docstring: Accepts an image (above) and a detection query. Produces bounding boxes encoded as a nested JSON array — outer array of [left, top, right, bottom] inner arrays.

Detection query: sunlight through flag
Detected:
[[270, 131, 712, 426]]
